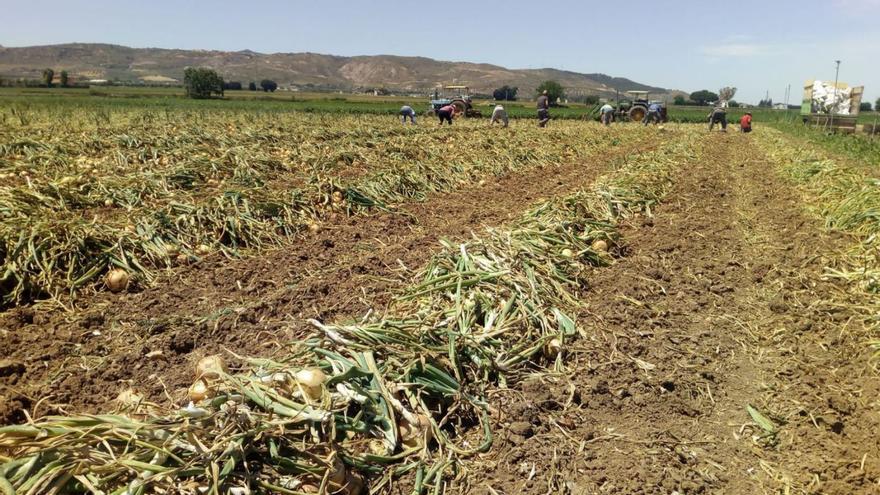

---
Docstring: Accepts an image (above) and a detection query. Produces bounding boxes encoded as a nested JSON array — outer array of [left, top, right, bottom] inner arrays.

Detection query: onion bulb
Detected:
[[295, 367, 326, 400], [298, 483, 319, 494], [196, 244, 211, 256], [104, 268, 130, 293], [399, 413, 434, 448], [104, 199, 113, 207], [368, 439, 389, 456], [545, 337, 562, 357], [308, 222, 321, 234], [591, 239, 608, 252], [188, 379, 215, 402], [331, 190, 345, 204], [561, 248, 573, 258], [115, 388, 143, 407], [196, 355, 227, 380]]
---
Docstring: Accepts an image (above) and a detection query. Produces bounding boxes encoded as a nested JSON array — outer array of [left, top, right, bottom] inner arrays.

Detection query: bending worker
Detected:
[[599, 102, 615, 125], [490, 104, 509, 127], [400, 105, 417, 125], [537, 90, 550, 127], [643, 102, 663, 126], [740, 112, 752, 133], [708, 102, 728, 131], [437, 104, 456, 125]]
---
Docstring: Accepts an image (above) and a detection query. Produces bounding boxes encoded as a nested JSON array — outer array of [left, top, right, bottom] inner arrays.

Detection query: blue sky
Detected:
[[3, 0, 879, 104]]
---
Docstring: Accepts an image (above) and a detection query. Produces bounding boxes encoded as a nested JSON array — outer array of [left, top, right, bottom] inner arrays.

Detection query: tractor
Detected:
[[428, 85, 483, 118], [614, 90, 667, 122]]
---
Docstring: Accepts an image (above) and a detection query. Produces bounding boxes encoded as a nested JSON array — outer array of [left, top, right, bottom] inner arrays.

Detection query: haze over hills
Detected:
[[0, 43, 677, 97]]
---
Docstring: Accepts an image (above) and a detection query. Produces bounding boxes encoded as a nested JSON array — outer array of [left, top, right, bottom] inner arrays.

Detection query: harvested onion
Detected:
[[104, 268, 130, 293], [308, 222, 321, 234], [545, 337, 562, 357], [188, 379, 215, 402], [295, 367, 326, 400], [561, 248, 573, 258], [331, 190, 345, 204], [591, 239, 608, 252], [196, 355, 227, 380], [115, 388, 143, 407], [399, 413, 433, 448], [196, 244, 211, 256]]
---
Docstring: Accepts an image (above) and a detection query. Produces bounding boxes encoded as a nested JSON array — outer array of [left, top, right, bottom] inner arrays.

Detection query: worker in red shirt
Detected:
[[740, 112, 752, 133]]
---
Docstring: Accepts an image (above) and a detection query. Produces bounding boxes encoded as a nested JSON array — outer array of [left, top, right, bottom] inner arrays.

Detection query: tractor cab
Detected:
[[429, 85, 482, 117], [616, 91, 667, 122]]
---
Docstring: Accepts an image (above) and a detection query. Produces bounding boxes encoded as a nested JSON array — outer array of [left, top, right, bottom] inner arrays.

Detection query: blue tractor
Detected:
[[428, 85, 482, 118]]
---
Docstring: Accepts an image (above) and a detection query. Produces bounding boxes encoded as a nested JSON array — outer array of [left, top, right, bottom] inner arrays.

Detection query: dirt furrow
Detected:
[[0, 131, 670, 423], [476, 131, 879, 494]]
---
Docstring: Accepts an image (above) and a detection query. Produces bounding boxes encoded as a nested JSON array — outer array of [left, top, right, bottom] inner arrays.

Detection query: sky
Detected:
[[3, 0, 879, 105]]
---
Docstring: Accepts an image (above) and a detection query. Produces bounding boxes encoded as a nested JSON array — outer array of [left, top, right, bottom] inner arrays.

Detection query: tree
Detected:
[[876, 97, 880, 112], [728, 100, 740, 108], [583, 95, 600, 105], [59, 71, 69, 88], [689, 90, 718, 106], [260, 79, 278, 92], [718, 86, 737, 101], [42, 68, 54, 88], [535, 80, 565, 106], [859, 102, 872, 112], [183, 67, 224, 99], [673, 95, 687, 105], [223, 81, 243, 90], [248, 81, 257, 91], [758, 98, 773, 108], [492, 85, 518, 101]]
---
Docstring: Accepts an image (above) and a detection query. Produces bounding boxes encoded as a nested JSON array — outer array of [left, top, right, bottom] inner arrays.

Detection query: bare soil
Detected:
[[0, 133, 665, 423], [474, 132, 880, 494], [2, 129, 878, 494]]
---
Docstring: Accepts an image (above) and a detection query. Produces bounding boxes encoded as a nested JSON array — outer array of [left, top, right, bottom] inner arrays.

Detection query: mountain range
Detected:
[[0, 43, 676, 97]]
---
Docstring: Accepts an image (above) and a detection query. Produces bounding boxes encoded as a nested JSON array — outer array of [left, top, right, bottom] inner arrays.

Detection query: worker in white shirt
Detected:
[[490, 104, 509, 127]]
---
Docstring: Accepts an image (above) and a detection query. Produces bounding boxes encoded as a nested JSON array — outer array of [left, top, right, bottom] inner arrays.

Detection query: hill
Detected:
[[0, 43, 674, 97]]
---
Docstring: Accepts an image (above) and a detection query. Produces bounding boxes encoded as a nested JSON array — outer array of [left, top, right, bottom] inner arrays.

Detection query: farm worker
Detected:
[[536, 90, 550, 127], [400, 105, 417, 125], [490, 105, 509, 127], [708, 103, 728, 131], [437, 104, 456, 125], [599, 103, 615, 125], [642, 102, 663, 126], [740, 112, 752, 133]]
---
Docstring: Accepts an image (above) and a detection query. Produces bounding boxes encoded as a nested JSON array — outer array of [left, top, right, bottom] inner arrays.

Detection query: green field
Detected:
[[5, 86, 878, 125]]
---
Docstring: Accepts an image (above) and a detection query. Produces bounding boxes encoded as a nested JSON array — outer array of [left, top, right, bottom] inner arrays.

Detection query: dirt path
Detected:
[[0, 132, 669, 423], [477, 131, 880, 494]]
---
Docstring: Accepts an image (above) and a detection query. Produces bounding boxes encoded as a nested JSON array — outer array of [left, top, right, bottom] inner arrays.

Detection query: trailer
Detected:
[[801, 80, 864, 132]]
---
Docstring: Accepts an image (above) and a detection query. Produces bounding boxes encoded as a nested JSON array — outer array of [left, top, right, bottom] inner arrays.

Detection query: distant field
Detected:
[[1, 86, 878, 125]]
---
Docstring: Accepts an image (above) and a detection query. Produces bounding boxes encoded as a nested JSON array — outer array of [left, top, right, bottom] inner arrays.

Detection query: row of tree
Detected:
[[183, 67, 282, 98], [40, 68, 69, 87]]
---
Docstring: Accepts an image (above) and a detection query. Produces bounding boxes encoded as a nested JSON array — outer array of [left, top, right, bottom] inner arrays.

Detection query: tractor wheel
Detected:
[[450, 99, 468, 116], [629, 106, 647, 123]]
